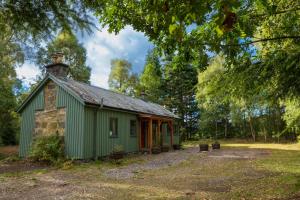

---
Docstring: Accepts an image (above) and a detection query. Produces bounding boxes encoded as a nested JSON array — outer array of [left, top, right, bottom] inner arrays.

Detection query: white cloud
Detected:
[[17, 25, 153, 89], [15, 62, 40, 87], [84, 26, 153, 88]]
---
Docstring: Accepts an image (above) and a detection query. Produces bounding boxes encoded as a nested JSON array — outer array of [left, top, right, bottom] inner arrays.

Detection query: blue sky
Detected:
[[16, 24, 153, 89]]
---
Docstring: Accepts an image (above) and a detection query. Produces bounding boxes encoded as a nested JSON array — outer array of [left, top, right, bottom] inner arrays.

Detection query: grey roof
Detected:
[[55, 76, 179, 119]]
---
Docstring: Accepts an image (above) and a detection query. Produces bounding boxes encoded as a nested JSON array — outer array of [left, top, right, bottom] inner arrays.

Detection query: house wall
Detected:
[[19, 89, 44, 157], [82, 107, 139, 158], [56, 86, 85, 159], [34, 81, 66, 137], [19, 80, 85, 159]]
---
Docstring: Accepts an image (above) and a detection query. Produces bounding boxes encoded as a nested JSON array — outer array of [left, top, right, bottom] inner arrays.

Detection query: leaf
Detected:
[[169, 24, 178, 34], [215, 26, 223, 37], [240, 31, 247, 38]]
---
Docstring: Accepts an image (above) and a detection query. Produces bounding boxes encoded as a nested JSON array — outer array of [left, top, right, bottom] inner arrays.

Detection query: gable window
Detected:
[[109, 118, 118, 137], [130, 120, 137, 137]]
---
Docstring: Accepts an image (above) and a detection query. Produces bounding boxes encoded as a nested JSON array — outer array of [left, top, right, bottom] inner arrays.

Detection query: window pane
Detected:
[[130, 120, 136, 136], [109, 118, 118, 137]]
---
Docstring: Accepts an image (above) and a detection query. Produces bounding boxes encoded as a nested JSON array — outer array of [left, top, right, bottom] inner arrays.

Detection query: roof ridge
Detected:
[[67, 78, 163, 105]]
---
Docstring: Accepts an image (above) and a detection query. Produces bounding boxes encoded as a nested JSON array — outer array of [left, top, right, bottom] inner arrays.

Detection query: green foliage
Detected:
[[36, 29, 91, 83], [197, 54, 294, 141], [162, 54, 200, 139], [112, 144, 124, 153], [29, 134, 64, 164], [281, 98, 300, 132], [0, 27, 22, 145], [138, 49, 163, 103], [92, 0, 300, 98], [108, 59, 138, 95], [1, 1, 94, 49]]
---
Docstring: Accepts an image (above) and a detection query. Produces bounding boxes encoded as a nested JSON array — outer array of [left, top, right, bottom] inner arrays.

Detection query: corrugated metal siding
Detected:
[[95, 109, 138, 157], [56, 86, 85, 159], [19, 90, 44, 157], [83, 107, 95, 158]]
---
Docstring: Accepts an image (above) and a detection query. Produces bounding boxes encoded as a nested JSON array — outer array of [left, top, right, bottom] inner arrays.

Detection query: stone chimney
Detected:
[[45, 52, 69, 77], [140, 90, 147, 101]]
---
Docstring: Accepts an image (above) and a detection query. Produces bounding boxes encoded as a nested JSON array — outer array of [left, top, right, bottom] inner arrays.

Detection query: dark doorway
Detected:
[[141, 121, 148, 148]]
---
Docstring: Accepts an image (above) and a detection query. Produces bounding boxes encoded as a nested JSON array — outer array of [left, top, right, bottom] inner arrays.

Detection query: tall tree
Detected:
[[36, 29, 91, 83], [197, 54, 290, 141], [0, 28, 23, 145], [139, 49, 163, 103], [108, 59, 138, 95], [197, 55, 231, 139], [163, 54, 199, 139]]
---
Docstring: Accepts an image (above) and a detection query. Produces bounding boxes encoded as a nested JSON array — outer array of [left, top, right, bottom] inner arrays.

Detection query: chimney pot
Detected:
[[51, 52, 64, 63], [141, 90, 147, 101], [45, 52, 69, 78]]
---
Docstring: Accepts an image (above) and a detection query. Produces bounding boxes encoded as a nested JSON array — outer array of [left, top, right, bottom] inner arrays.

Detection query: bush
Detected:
[[112, 144, 124, 153], [29, 133, 64, 164], [110, 144, 125, 160]]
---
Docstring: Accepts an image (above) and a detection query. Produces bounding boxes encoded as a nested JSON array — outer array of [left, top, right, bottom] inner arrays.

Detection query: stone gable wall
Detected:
[[44, 80, 57, 111], [34, 80, 66, 137]]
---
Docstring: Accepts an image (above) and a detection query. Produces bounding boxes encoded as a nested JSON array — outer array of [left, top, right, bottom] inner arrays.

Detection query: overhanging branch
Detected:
[[225, 36, 300, 47]]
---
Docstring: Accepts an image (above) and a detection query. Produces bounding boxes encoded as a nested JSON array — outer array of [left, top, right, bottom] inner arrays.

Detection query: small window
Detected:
[[109, 118, 118, 137], [130, 120, 137, 137]]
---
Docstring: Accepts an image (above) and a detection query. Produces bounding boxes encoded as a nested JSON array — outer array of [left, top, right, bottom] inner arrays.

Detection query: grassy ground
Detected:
[[1, 141, 300, 199]]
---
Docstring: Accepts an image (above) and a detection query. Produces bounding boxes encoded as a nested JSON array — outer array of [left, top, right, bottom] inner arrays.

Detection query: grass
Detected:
[[1, 140, 300, 199]]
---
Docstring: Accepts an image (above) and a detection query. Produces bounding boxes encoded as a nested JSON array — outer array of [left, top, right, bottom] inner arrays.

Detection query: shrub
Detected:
[[112, 144, 124, 153], [110, 144, 124, 160], [62, 160, 74, 170], [29, 133, 64, 164]]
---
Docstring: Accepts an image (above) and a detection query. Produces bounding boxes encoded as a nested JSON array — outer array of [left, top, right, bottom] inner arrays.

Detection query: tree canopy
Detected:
[[91, 0, 300, 98], [1, 1, 96, 49], [138, 49, 163, 103], [36, 29, 91, 83], [108, 58, 138, 95]]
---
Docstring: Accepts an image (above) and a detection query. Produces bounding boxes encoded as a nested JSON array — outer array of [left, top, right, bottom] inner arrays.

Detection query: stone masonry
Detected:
[[44, 80, 57, 110], [34, 80, 66, 137]]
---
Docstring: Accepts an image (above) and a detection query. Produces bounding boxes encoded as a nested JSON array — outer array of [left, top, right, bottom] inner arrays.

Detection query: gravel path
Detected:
[[105, 148, 198, 179], [105, 147, 270, 179]]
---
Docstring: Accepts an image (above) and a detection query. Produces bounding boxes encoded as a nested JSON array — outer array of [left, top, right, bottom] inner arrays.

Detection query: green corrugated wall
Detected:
[[56, 86, 85, 159], [82, 107, 95, 158], [95, 109, 138, 157], [19, 90, 44, 157]]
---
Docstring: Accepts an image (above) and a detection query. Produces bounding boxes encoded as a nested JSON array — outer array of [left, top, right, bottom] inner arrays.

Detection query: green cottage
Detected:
[[17, 55, 180, 159]]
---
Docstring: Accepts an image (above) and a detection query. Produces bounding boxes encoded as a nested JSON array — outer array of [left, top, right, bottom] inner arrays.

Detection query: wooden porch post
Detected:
[[139, 119, 142, 150], [149, 118, 153, 153], [161, 121, 164, 146], [169, 120, 174, 147], [158, 120, 161, 146]]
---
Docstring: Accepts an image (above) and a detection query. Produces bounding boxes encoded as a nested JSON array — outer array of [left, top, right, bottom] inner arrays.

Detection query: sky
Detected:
[[16, 25, 153, 89]]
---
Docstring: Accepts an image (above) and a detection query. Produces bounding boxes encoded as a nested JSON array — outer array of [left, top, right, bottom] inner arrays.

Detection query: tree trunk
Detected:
[[249, 116, 256, 142], [263, 126, 267, 142], [224, 119, 227, 138], [215, 121, 218, 139]]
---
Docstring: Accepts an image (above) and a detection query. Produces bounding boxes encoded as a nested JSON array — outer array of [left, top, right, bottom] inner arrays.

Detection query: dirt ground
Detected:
[[0, 146, 18, 158], [0, 145, 299, 200]]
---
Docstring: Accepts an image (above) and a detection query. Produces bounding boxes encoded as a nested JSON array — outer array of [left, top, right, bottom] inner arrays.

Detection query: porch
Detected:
[[138, 114, 174, 153]]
